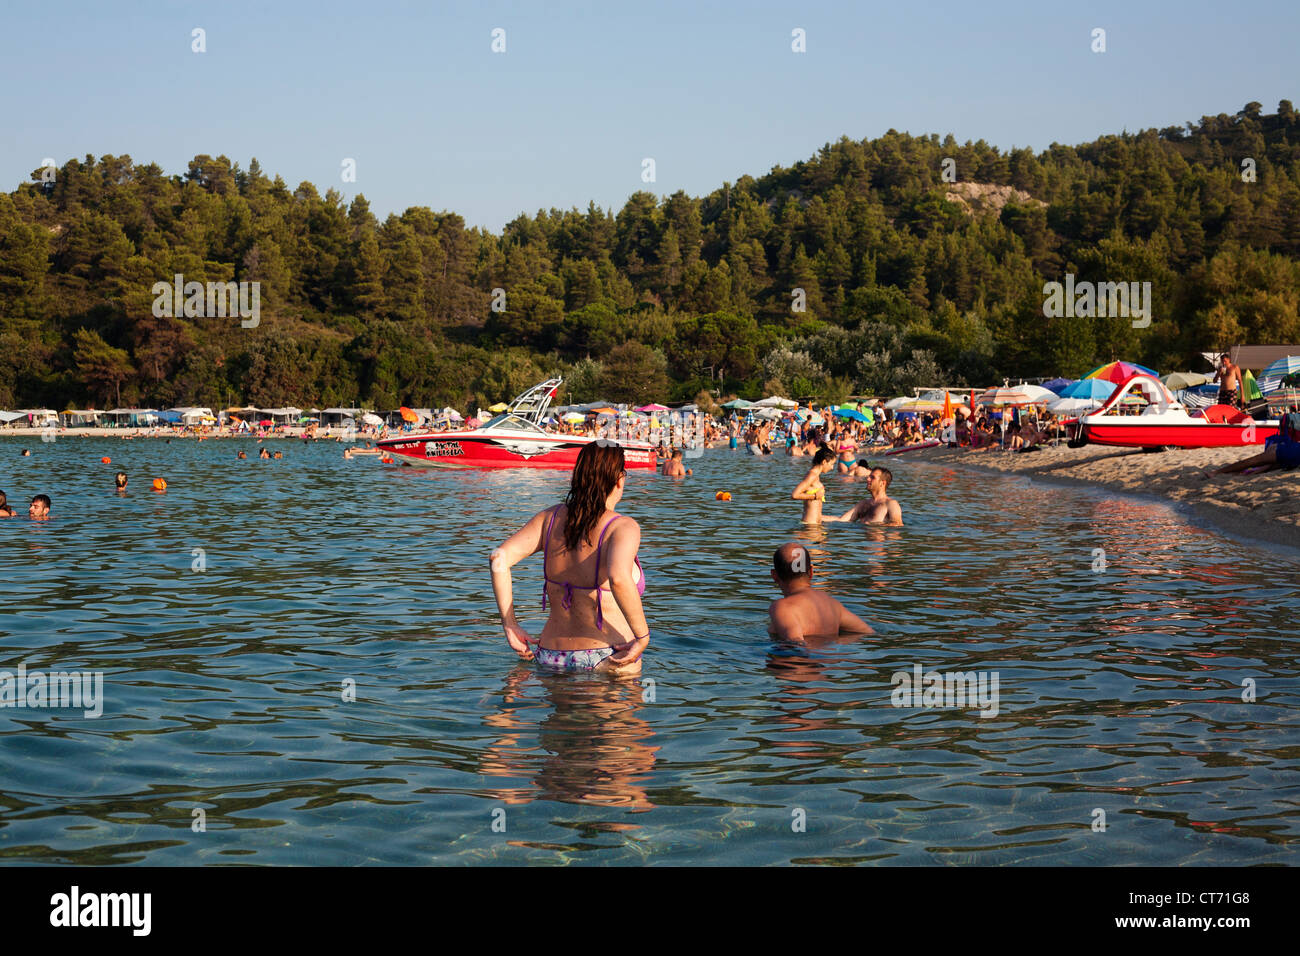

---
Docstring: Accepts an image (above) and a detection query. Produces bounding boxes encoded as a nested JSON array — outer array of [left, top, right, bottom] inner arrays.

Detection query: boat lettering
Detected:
[[425, 440, 464, 457]]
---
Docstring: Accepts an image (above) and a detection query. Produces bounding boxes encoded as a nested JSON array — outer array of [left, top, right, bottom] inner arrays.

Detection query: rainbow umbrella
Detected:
[[1083, 360, 1158, 385]]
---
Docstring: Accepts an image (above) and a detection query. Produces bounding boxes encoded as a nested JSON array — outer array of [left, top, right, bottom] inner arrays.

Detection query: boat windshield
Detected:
[[480, 413, 547, 434]]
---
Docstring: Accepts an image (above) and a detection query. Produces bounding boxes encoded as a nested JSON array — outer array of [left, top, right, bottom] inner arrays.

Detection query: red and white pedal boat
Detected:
[[1077, 373, 1278, 449], [377, 379, 658, 470]]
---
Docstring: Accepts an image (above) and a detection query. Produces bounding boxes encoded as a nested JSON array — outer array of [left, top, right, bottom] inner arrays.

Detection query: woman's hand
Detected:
[[504, 622, 536, 661]]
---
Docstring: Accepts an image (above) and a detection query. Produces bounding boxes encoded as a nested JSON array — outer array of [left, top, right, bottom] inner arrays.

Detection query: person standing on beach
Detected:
[[768, 543, 874, 641], [1214, 353, 1244, 409], [829, 467, 903, 526], [793, 447, 837, 524]]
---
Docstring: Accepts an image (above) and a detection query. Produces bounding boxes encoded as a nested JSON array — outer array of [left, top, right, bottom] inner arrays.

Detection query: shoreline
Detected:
[[898, 442, 1300, 553]]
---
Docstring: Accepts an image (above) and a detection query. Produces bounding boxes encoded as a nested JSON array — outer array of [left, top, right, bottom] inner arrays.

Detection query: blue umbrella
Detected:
[[833, 407, 869, 422], [1259, 355, 1300, 393], [1058, 378, 1117, 401], [1040, 377, 1074, 394]]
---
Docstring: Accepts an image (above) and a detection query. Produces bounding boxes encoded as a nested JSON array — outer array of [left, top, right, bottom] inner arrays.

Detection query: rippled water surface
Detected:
[[1, 436, 1297, 865]]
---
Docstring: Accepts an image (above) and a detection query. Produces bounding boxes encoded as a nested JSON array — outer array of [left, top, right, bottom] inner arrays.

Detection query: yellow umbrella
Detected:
[[488, 402, 509, 413]]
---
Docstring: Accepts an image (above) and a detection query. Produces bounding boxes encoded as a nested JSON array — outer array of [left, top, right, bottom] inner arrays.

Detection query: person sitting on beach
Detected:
[[1207, 410, 1300, 477], [490, 442, 649, 676], [767, 543, 874, 641], [662, 448, 690, 477], [0, 491, 15, 517], [793, 447, 837, 525], [829, 467, 903, 526], [29, 494, 50, 519], [115, 471, 128, 491]]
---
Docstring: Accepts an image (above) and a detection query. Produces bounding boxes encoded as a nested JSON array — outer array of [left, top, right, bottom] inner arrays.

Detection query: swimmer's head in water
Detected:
[[773, 543, 812, 582], [114, 471, 127, 488], [564, 442, 625, 551], [872, 466, 893, 488], [30, 494, 50, 517]]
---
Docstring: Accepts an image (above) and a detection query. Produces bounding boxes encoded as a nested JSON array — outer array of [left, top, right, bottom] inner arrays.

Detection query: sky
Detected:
[[1, 0, 1296, 232]]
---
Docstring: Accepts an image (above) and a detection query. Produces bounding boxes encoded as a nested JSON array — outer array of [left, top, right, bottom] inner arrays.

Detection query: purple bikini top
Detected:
[[541, 506, 645, 630]]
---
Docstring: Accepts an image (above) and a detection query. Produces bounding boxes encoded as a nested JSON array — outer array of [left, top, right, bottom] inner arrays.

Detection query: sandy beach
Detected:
[[903, 441, 1300, 551]]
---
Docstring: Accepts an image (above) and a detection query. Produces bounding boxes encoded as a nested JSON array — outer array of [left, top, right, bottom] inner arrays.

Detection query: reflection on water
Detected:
[[0, 438, 1296, 865]]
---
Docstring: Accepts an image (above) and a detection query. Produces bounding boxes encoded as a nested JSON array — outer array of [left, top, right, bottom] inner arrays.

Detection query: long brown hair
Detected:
[[562, 443, 624, 551]]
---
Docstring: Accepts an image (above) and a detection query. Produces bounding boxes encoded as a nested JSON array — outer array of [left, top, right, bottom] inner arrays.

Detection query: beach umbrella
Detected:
[[884, 396, 912, 410], [721, 399, 754, 409], [1084, 360, 1159, 384], [399, 406, 419, 423], [754, 396, 797, 408], [1161, 371, 1212, 390], [1040, 377, 1073, 394], [976, 386, 1049, 406], [1058, 378, 1117, 401], [488, 402, 509, 413], [362, 413, 383, 426], [635, 403, 670, 412], [1259, 355, 1300, 393], [832, 407, 868, 421], [562, 412, 585, 423], [1047, 396, 1105, 414]]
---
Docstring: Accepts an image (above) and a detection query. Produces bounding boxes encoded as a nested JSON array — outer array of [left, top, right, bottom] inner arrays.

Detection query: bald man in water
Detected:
[[767, 543, 874, 641]]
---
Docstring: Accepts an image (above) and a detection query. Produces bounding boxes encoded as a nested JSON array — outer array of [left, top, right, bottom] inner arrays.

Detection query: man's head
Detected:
[[115, 471, 127, 488], [29, 494, 50, 518], [671, 448, 682, 460], [869, 467, 893, 492], [772, 542, 812, 592], [1220, 352, 1232, 368]]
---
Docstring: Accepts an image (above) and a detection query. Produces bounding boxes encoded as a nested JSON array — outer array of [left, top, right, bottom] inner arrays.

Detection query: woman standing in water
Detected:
[[490, 443, 649, 676], [792, 446, 837, 524]]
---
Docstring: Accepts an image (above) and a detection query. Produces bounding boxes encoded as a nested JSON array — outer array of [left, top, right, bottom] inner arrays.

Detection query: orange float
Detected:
[[715, 491, 731, 501], [152, 478, 167, 491], [101, 457, 111, 463]]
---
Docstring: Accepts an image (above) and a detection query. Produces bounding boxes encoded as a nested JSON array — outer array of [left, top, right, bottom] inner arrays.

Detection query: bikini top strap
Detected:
[[540, 505, 561, 609], [591, 513, 622, 629]]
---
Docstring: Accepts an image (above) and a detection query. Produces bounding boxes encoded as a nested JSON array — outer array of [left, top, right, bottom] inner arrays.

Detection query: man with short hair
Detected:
[[768, 543, 874, 641], [29, 494, 50, 519], [831, 467, 904, 526], [1214, 352, 1244, 409], [662, 448, 689, 476]]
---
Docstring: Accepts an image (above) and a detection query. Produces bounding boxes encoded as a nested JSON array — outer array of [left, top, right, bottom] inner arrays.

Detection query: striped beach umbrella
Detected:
[[1084, 360, 1159, 385], [1259, 355, 1300, 393]]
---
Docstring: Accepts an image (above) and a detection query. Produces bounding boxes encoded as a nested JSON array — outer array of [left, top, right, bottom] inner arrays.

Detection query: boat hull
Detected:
[[1080, 421, 1277, 448], [377, 431, 659, 470]]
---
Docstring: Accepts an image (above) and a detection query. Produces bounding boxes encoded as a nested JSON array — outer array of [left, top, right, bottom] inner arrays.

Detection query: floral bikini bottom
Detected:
[[534, 646, 615, 672]]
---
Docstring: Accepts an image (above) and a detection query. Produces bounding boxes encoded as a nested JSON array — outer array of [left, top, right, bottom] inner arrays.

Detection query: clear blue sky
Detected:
[[2, 0, 1295, 232]]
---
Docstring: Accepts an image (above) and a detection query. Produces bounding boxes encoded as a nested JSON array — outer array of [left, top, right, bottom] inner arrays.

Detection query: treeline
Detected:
[[2, 100, 1298, 410]]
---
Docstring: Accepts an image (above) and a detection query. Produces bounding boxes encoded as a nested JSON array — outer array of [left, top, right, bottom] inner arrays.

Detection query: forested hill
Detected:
[[2, 100, 1298, 411]]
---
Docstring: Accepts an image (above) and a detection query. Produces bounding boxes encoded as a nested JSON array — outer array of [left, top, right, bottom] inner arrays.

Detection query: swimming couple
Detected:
[[793, 447, 904, 526], [491, 443, 875, 675]]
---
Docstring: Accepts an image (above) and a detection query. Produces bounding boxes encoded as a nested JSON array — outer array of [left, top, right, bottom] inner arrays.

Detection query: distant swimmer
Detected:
[[237, 451, 247, 460], [273, 451, 283, 459], [29, 494, 51, 519], [115, 471, 128, 491], [792, 447, 837, 525], [767, 543, 874, 641], [662, 448, 691, 477], [20, 449, 31, 457], [830, 467, 903, 526], [259, 447, 271, 459], [0, 491, 15, 517]]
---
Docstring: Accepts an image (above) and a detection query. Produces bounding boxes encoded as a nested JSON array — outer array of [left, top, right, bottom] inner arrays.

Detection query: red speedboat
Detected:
[[377, 379, 658, 470], [1077, 373, 1278, 448]]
